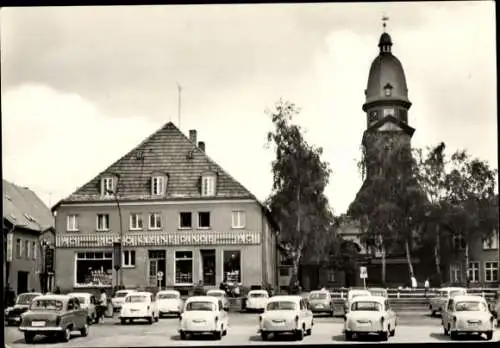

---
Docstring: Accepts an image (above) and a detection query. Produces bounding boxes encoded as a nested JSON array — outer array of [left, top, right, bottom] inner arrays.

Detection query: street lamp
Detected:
[[107, 189, 124, 288]]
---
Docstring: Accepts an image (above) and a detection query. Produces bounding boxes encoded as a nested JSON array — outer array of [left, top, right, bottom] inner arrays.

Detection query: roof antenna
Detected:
[[382, 14, 389, 32]]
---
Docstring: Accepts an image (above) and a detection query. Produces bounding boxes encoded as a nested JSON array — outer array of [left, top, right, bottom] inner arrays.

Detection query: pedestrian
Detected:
[[98, 288, 107, 323], [424, 278, 430, 297], [193, 280, 205, 296], [410, 273, 417, 292], [233, 283, 241, 298], [54, 286, 61, 294]]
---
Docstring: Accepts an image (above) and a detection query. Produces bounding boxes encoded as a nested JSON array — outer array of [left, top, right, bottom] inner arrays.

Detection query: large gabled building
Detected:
[[51, 122, 278, 293]]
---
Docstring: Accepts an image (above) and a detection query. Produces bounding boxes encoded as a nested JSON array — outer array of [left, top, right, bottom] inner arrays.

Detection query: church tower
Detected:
[[360, 25, 415, 180]]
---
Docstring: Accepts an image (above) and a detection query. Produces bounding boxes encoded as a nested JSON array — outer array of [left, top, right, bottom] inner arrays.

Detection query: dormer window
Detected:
[[201, 173, 216, 197], [384, 83, 393, 97], [151, 175, 167, 196], [101, 177, 114, 196]]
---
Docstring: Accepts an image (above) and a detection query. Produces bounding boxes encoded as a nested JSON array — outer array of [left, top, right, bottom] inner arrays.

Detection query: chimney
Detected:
[[198, 141, 205, 152], [189, 129, 197, 144]]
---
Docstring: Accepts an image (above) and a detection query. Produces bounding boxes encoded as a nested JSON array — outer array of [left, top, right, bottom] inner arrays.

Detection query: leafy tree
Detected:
[[265, 100, 333, 287], [348, 131, 427, 284]]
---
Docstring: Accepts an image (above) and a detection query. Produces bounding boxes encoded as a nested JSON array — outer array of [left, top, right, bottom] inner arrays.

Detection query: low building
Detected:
[[3, 179, 55, 296], [52, 122, 278, 293]]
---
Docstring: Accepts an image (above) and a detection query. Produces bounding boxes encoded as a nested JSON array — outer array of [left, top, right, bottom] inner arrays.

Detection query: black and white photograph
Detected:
[[2, 1, 499, 346]]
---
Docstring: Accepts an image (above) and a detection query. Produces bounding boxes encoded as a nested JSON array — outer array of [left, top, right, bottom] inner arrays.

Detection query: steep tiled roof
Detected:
[[3, 179, 54, 232], [56, 122, 256, 206]]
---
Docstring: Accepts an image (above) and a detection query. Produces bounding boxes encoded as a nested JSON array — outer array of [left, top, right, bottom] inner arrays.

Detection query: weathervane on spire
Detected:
[[382, 15, 389, 32]]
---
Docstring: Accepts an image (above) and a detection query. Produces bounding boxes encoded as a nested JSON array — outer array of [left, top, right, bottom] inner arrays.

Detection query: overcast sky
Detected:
[[1, 2, 497, 215]]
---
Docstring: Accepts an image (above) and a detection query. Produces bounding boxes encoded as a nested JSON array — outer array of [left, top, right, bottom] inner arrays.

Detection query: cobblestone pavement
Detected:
[[5, 311, 499, 347]]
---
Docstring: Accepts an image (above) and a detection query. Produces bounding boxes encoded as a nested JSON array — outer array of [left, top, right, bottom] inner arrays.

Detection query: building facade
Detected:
[[3, 179, 55, 296], [52, 123, 278, 293]]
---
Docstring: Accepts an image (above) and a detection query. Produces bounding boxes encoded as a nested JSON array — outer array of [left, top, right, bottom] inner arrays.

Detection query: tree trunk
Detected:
[[405, 240, 414, 276], [289, 185, 302, 292], [434, 224, 442, 285], [381, 244, 387, 286]]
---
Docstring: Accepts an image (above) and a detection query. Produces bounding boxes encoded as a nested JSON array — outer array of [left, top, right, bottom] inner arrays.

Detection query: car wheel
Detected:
[[345, 331, 353, 341], [80, 323, 89, 337], [60, 327, 71, 342], [180, 331, 187, 340], [379, 330, 389, 341], [431, 310, 436, 317], [120, 318, 126, 325], [154, 316, 159, 322], [213, 331, 222, 340], [485, 331, 493, 340], [93, 315, 99, 324], [295, 328, 304, 341], [306, 327, 312, 336], [443, 326, 448, 336], [147, 316, 153, 324], [390, 327, 396, 337], [24, 332, 35, 344], [450, 331, 458, 340], [261, 332, 269, 341], [329, 310, 334, 317]]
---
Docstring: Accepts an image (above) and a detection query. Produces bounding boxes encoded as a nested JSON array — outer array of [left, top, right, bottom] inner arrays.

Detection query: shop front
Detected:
[[54, 231, 265, 292]]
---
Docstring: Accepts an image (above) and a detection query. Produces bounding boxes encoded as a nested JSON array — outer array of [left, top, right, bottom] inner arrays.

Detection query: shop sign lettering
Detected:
[[56, 232, 259, 248]]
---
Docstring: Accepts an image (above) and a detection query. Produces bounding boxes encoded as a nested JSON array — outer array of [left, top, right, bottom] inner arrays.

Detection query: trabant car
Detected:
[[245, 290, 269, 312], [5, 292, 42, 326], [344, 289, 371, 314], [308, 290, 334, 316], [179, 296, 229, 340], [67, 292, 98, 324], [344, 295, 397, 341], [156, 290, 184, 318], [119, 292, 159, 324], [111, 289, 137, 312], [206, 289, 230, 311], [429, 287, 467, 316], [442, 295, 495, 340], [368, 288, 389, 299], [258, 295, 314, 341], [18, 294, 89, 343]]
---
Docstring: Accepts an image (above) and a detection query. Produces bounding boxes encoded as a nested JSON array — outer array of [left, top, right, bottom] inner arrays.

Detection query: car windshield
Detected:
[[455, 301, 487, 312], [126, 295, 148, 303], [185, 301, 216, 311], [350, 292, 369, 300], [207, 292, 223, 297], [351, 301, 382, 311], [158, 293, 179, 299], [450, 290, 466, 297], [266, 301, 297, 311], [77, 297, 87, 304], [115, 291, 131, 298], [16, 294, 39, 305], [309, 293, 327, 300], [369, 290, 387, 297], [31, 299, 64, 311], [249, 293, 267, 298]]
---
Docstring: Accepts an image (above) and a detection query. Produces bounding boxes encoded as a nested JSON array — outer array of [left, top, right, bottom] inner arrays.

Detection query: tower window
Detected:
[[384, 83, 393, 97], [368, 110, 379, 124], [383, 108, 395, 117]]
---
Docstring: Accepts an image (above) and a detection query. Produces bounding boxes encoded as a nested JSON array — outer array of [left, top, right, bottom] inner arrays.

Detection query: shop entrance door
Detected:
[[148, 250, 166, 288], [200, 249, 216, 286]]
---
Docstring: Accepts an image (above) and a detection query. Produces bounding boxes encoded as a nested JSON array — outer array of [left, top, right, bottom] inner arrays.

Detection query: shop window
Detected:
[[467, 261, 479, 282], [75, 252, 113, 287], [122, 250, 136, 268], [149, 213, 162, 230], [97, 214, 110, 231], [16, 238, 22, 258], [231, 211, 246, 229], [179, 212, 192, 229], [484, 261, 499, 283], [67, 214, 79, 232], [223, 250, 241, 283], [198, 212, 211, 229], [129, 213, 143, 230], [175, 251, 193, 285]]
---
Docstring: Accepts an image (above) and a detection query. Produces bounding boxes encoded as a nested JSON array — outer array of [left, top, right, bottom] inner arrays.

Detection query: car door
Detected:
[[443, 299, 453, 329], [217, 300, 226, 328], [385, 300, 395, 328], [73, 298, 86, 329]]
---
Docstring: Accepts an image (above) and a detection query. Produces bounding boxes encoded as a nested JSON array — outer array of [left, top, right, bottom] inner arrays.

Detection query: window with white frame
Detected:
[[122, 250, 136, 268], [16, 238, 22, 258], [25, 240, 30, 259], [101, 177, 114, 196], [483, 230, 498, 250], [75, 252, 113, 287], [484, 261, 499, 283], [452, 234, 466, 250], [151, 176, 166, 196], [467, 261, 480, 282], [32, 241, 37, 260], [129, 213, 143, 230], [197, 212, 211, 229], [179, 212, 192, 229], [450, 264, 461, 283], [67, 214, 79, 232], [96, 214, 110, 231], [231, 211, 246, 229], [201, 174, 216, 197], [175, 251, 193, 284], [149, 213, 162, 230]]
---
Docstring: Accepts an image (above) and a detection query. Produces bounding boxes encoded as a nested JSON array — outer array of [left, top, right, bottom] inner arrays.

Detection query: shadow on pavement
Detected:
[[13, 334, 82, 345], [429, 333, 450, 341], [332, 334, 385, 342], [171, 334, 220, 341], [112, 321, 154, 326], [331, 334, 346, 342], [248, 334, 298, 342]]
